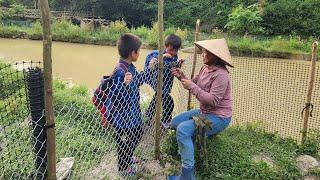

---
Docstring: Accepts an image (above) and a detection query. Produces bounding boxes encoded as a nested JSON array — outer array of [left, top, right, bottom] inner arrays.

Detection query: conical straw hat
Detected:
[[195, 38, 233, 67]]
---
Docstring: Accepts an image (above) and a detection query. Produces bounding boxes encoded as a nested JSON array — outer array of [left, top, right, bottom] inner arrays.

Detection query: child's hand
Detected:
[[124, 72, 132, 85], [181, 78, 194, 90], [149, 58, 158, 69], [171, 68, 186, 80]]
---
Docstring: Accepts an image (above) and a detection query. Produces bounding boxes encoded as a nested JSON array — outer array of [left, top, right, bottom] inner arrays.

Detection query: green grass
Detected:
[[0, 61, 28, 125], [162, 124, 320, 180], [1, 19, 317, 58], [53, 81, 116, 178], [209, 33, 319, 58], [0, 66, 115, 178]]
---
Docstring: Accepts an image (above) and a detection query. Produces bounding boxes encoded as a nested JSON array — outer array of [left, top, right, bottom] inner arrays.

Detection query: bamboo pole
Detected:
[[154, 0, 164, 160], [301, 41, 318, 144], [187, 19, 201, 110], [38, 0, 56, 179]]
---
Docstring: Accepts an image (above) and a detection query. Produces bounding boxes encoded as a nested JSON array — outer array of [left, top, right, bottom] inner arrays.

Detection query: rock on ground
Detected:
[[296, 155, 320, 175]]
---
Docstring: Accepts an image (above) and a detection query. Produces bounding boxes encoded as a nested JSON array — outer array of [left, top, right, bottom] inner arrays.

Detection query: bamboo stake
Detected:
[[154, 0, 164, 160], [301, 41, 318, 144], [38, 0, 56, 179], [187, 19, 200, 110]]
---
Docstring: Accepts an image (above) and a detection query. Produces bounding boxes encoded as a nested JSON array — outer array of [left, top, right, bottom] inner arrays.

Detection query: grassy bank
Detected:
[[0, 20, 318, 59], [0, 59, 113, 178], [1, 59, 320, 179], [163, 124, 320, 180]]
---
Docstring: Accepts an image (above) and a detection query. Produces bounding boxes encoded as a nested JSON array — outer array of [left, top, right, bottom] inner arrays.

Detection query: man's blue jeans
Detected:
[[171, 109, 231, 168]]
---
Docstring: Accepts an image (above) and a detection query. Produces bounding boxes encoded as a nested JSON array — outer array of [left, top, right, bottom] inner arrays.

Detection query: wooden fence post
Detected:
[[155, 0, 164, 160], [187, 19, 201, 110], [301, 41, 318, 144], [38, 0, 56, 179]]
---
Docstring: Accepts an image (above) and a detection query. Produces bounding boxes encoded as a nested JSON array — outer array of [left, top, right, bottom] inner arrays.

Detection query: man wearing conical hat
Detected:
[[169, 38, 233, 180]]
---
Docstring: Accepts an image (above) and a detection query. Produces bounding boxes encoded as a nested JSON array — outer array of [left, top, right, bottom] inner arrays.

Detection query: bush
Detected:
[[8, 3, 26, 15], [27, 21, 42, 40], [164, 27, 176, 37], [261, 0, 320, 36], [0, 24, 22, 38], [225, 4, 264, 36], [52, 20, 91, 43], [147, 22, 190, 48], [131, 26, 149, 40], [105, 20, 130, 36], [147, 22, 159, 48], [94, 20, 130, 44], [175, 27, 188, 42]]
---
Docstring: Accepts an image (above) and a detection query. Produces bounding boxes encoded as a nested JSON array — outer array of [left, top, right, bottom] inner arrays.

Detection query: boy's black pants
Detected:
[[145, 93, 174, 124], [114, 125, 143, 172]]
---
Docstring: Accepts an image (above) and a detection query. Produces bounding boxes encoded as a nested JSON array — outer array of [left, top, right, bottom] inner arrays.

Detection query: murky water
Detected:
[[0, 38, 189, 88]]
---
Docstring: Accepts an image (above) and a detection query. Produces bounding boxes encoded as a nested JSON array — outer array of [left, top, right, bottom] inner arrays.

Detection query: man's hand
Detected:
[[181, 78, 194, 90], [124, 72, 132, 85]]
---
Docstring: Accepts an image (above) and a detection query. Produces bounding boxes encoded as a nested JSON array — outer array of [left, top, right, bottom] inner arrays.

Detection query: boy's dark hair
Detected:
[[165, 34, 182, 50], [117, 33, 142, 59]]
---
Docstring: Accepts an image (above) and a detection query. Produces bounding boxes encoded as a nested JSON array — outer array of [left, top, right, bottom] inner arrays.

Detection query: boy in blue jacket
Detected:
[[144, 34, 182, 128], [110, 33, 146, 176]]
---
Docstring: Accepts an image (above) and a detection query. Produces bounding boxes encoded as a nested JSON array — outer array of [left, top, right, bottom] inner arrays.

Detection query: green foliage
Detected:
[[52, 20, 91, 43], [262, 0, 320, 36], [8, 3, 25, 14], [145, 22, 189, 48], [225, 35, 318, 57], [0, 61, 25, 100], [0, 24, 23, 37], [94, 20, 130, 43], [298, 130, 320, 158], [131, 26, 149, 40], [147, 21, 159, 48], [27, 21, 42, 40], [105, 20, 130, 36], [1, 77, 112, 178], [3, 0, 320, 37], [225, 4, 264, 35], [162, 124, 311, 179]]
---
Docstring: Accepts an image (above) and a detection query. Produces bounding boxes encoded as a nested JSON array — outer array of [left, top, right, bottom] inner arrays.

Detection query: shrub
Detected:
[[27, 21, 42, 40], [147, 22, 159, 48], [225, 4, 264, 36], [105, 20, 130, 36], [52, 20, 91, 43], [131, 26, 149, 40]]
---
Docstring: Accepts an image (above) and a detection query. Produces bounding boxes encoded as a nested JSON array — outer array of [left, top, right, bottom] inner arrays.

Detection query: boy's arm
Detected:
[[145, 51, 158, 70]]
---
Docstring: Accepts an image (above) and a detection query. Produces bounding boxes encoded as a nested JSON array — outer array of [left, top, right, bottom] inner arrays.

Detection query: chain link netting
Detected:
[[0, 61, 47, 180], [1, 53, 319, 179], [52, 59, 183, 179]]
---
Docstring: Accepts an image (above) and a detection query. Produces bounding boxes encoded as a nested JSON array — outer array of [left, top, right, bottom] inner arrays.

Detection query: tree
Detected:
[[225, 4, 264, 36]]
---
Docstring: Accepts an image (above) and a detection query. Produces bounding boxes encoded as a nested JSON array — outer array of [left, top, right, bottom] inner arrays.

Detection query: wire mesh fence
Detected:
[[0, 61, 47, 179], [183, 55, 320, 142], [0, 51, 319, 179]]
